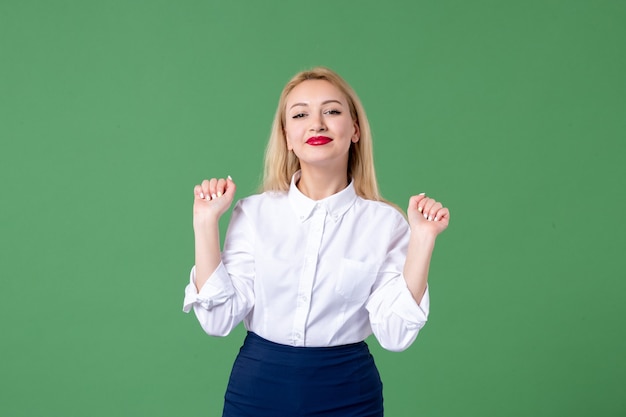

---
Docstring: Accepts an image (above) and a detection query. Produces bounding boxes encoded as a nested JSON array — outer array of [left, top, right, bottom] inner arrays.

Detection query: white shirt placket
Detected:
[[291, 204, 327, 346]]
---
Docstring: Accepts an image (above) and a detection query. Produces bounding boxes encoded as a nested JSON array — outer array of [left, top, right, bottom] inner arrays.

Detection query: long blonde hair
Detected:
[[262, 67, 393, 207]]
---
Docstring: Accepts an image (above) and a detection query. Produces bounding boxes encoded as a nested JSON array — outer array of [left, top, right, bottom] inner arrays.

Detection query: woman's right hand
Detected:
[[193, 176, 236, 228]]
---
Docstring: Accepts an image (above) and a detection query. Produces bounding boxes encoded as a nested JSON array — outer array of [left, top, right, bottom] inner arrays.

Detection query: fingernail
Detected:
[[428, 215, 432, 221], [217, 192, 223, 198], [418, 206, 423, 213], [434, 216, 438, 221], [227, 175, 232, 180], [423, 213, 428, 219], [419, 192, 425, 195], [211, 193, 217, 199], [200, 192, 205, 199]]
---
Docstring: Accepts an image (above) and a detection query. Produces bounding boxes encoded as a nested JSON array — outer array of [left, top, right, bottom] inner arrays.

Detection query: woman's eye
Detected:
[[325, 109, 341, 115], [292, 113, 306, 119]]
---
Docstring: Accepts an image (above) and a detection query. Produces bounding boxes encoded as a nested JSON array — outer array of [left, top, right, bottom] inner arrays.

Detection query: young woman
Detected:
[[183, 67, 450, 416]]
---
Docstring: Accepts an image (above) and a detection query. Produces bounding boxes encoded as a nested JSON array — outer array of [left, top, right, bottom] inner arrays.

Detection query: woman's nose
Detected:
[[309, 114, 326, 132]]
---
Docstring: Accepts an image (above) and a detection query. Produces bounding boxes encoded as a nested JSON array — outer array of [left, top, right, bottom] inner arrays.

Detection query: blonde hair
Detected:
[[262, 67, 394, 207]]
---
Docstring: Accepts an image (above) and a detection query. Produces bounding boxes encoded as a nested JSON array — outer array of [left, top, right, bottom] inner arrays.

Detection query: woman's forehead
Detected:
[[286, 79, 347, 106]]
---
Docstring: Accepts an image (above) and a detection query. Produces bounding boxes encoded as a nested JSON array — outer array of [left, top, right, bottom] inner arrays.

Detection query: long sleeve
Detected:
[[365, 216, 430, 352], [182, 201, 255, 336]]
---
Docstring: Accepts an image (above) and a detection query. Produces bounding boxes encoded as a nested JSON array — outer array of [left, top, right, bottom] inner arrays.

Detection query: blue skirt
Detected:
[[223, 332, 384, 417]]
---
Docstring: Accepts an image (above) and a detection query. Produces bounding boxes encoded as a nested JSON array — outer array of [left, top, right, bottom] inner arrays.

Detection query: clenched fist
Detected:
[[193, 176, 236, 228], [407, 193, 449, 238]]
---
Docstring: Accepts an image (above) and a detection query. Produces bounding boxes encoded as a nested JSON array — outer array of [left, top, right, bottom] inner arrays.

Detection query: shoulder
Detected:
[[353, 196, 406, 219], [352, 197, 408, 228], [234, 191, 289, 215]]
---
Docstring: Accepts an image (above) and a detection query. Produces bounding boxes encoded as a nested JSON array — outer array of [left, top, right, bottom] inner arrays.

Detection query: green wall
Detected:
[[1, 1, 624, 416]]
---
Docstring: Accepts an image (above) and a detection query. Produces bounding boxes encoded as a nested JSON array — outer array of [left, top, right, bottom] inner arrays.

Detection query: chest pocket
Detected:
[[335, 258, 377, 302]]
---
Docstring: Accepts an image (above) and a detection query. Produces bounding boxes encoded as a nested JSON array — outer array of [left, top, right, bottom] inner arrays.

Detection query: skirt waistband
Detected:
[[242, 331, 368, 362], [245, 331, 366, 350]]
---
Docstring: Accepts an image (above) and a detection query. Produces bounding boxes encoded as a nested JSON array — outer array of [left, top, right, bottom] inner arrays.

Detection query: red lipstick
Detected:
[[306, 136, 333, 146]]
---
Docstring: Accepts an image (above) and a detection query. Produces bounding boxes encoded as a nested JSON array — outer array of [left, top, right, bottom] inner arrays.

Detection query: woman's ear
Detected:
[[352, 122, 360, 143]]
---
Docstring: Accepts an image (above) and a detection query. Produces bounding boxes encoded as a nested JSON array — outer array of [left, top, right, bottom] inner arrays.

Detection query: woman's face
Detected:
[[284, 79, 359, 171]]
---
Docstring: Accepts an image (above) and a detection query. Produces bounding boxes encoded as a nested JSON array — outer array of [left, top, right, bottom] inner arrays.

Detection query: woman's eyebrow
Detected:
[[289, 99, 344, 110]]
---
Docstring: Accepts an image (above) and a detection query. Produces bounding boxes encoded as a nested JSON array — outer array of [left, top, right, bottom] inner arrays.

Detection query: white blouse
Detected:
[[183, 172, 430, 352]]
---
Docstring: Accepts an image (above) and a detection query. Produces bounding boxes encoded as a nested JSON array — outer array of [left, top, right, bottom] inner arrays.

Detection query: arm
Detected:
[[193, 176, 236, 291], [403, 193, 450, 304], [366, 197, 448, 352], [184, 176, 256, 336]]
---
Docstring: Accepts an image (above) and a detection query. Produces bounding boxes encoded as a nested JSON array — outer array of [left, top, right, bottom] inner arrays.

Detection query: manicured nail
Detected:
[[217, 192, 223, 198], [211, 193, 217, 199], [434, 216, 438, 221], [428, 215, 432, 221], [227, 175, 232, 180], [418, 206, 423, 213], [200, 192, 205, 199], [419, 192, 425, 196], [423, 213, 428, 219]]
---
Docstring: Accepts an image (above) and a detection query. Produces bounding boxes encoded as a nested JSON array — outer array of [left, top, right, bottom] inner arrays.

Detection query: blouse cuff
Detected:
[[367, 277, 430, 329], [394, 284, 429, 330], [182, 263, 235, 313]]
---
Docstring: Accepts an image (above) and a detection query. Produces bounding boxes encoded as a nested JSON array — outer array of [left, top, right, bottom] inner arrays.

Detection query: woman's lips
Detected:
[[306, 136, 333, 145]]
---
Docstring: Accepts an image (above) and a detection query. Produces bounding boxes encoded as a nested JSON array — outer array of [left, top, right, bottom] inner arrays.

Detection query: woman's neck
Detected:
[[297, 166, 349, 201]]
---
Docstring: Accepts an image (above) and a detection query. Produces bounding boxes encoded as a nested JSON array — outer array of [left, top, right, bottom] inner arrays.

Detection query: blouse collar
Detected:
[[288, 170, 357, 223]]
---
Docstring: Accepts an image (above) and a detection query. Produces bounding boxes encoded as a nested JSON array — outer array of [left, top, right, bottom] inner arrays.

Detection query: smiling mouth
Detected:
[[306, 136, 333, 145]]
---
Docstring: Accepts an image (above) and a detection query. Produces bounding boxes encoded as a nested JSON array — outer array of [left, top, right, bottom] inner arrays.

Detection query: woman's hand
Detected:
[[407, 193, 450, 238], [403, 194, 449, 304], [193, 176, 236, 228]]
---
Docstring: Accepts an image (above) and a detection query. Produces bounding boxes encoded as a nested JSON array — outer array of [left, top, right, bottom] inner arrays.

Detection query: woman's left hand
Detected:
[[407, 194, 450, 238]]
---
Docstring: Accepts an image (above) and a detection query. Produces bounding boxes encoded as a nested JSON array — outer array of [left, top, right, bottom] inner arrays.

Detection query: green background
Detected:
[[1, 0, 625, 416]]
